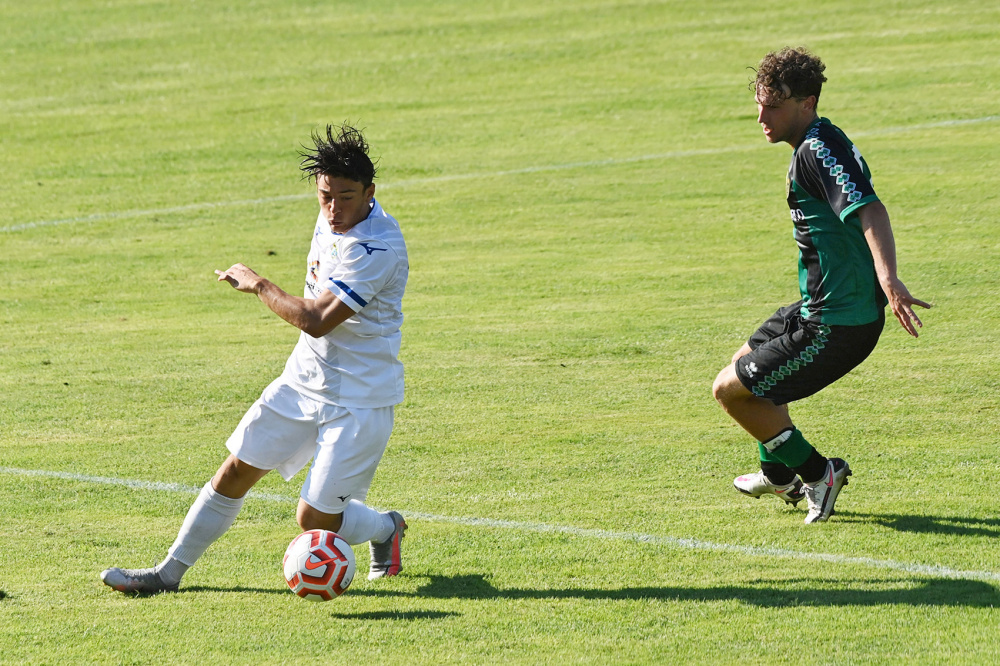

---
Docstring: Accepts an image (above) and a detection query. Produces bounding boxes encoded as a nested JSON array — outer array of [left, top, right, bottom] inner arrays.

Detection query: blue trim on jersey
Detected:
[[332, 280, 368, 308]]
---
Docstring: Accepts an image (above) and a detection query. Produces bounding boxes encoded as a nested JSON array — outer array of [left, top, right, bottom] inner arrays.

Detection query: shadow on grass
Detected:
[[836, 511, 1000, 538], [182, 585, 288, 595], [356, 574, 1000, 608], [331, 610, 459, 621]]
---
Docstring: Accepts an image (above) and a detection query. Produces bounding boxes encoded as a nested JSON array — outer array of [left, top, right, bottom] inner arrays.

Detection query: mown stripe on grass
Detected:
[[3, 465, 998, 583], [3, 114, 998, 234]]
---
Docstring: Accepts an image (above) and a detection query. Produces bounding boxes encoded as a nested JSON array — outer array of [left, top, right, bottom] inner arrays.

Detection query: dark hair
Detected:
[[299, 124, 377, 186], [750, 47, 827, 104]]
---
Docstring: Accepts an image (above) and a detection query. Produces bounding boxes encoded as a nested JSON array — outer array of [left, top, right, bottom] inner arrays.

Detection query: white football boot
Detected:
[[802, 458, 851, 524], [734, 470, 805, 506]]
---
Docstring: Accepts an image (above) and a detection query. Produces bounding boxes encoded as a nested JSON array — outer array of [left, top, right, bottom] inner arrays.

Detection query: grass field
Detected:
[[2, 0, 1000, 663]]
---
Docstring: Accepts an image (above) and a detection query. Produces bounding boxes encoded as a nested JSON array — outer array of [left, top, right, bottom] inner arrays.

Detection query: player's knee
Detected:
[[211, 455, 268, 499], [712, 369, 728, 405], [296, 502, 344, 532], [712, 366, 742, 407]]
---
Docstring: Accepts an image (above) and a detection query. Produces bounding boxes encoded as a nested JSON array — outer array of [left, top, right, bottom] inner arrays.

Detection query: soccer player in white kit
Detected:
[[101, 124, 409, 593]]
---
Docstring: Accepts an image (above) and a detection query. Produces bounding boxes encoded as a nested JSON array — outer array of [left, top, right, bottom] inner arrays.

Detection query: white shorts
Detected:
[[225, 378, 395, 514]]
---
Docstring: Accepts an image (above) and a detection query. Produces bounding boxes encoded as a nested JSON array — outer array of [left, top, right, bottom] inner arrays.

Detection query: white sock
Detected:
[[336, 500, 394, 545], [155, 556, 189, 586], [166, 481, 245, 569]]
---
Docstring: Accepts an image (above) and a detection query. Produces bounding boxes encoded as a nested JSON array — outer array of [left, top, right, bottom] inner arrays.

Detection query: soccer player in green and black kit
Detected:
[[712, 48, 931, 523]]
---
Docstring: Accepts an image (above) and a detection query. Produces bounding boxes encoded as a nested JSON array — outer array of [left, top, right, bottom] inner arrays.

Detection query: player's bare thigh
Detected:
[[731, 342, 753, 364], [714, 343, 758, 404], [211, 454, 270, 499]]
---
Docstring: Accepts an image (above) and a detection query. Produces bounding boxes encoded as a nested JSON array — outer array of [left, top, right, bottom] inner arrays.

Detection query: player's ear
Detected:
[[365, 183, 376, 201], [802, 95, 818, 113]]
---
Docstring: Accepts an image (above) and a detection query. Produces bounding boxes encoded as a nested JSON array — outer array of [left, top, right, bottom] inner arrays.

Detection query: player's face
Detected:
[[755, 86, 816, 146], [316, 175, 375, 234]]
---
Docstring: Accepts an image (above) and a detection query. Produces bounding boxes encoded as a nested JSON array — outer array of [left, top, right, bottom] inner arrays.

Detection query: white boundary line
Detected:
[[3, 114, 998, 234], [3, 465, 998, 583]]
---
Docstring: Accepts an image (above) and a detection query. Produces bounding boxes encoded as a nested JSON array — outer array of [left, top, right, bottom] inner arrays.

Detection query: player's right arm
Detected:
[[215, 263, 355, 338], [858, 202, 931, 337]]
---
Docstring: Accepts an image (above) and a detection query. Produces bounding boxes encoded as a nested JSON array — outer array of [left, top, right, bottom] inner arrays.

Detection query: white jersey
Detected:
[[280, 199, 408, 408]]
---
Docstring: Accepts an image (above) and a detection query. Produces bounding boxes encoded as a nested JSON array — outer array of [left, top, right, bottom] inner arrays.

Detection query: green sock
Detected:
[[758, 442, 784, 464], [760, 428, 813, 468]]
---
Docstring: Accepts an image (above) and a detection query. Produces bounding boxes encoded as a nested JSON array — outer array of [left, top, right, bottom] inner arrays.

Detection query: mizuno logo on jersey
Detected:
[[358, 242, 387, 255]]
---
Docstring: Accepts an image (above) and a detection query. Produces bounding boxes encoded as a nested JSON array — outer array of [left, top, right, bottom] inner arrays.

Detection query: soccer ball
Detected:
[[282, 529, 356, 601]]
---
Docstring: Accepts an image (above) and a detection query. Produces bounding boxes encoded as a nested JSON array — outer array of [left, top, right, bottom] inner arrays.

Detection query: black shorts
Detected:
[[734, 301, 885, 406]]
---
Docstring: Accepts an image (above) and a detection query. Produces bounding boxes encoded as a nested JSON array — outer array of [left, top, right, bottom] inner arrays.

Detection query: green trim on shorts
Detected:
[[750, 325, 831, 398]]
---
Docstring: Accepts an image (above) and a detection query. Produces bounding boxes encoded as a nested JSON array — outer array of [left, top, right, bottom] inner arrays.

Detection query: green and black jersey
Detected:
[[787, 117, 887, 326]]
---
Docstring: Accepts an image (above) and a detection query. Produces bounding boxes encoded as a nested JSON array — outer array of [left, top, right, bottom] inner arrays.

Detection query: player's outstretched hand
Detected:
[[215, 264, 263, 294], [884, 276, 931, 337]]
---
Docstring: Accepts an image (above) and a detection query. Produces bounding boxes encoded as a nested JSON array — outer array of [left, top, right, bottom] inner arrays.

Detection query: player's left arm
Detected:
[[215, 263, 355, 338], [858, 202, 932, 337]]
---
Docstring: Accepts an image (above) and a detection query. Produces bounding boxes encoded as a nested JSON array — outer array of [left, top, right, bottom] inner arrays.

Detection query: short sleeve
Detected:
[[795, 129, 879, 221], [324, 239, 398, 312]]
